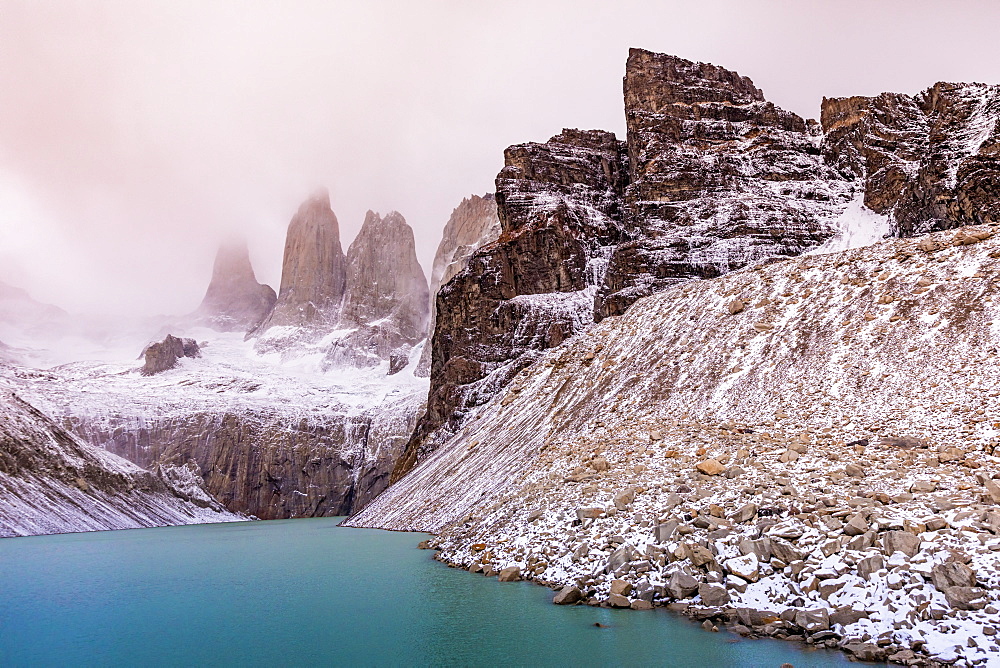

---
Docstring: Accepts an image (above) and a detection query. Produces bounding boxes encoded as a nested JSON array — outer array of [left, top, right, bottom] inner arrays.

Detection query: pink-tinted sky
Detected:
[[2, 0, 999, 315]]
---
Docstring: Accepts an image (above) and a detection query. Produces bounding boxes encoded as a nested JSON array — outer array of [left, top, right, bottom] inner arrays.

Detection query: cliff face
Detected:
[[393, 129, 629, 479], [821, 82, 1000, 236], [62, 395, 421, 519], [0, 390, 243, 537], [14, 332, 427, 520], [598, 49, 854, 318], [327, 211, 430, 370], [251, 190, 347, 334], [193, 241, 277, 331], [416, 195, 502, 377], [396, 51, 855, 478]]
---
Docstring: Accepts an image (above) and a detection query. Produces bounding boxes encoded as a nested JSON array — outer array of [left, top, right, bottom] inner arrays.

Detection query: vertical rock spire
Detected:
[[250, 189, 347, 334]]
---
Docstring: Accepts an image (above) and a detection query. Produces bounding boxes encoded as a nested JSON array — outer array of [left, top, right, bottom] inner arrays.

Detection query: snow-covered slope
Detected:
[[12, 329, 428, 519], [351, 222, 1000, 666], [0, 388, 243, 538]]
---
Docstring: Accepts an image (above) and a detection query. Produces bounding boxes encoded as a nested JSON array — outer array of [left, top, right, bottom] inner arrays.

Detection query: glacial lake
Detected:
[[0, 517, 854, 667]]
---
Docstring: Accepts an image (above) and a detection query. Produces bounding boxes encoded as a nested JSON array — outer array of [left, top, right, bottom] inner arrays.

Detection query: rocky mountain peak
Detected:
[[340, 210, 429, 335], [624, 48, 764, 111], [396, 48, 857, 479], [323, 210, 429, 370], [194, 240, 276, 331], [251, 189, 347, 333]]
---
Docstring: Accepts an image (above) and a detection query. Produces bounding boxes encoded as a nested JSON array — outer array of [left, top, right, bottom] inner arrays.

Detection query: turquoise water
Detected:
[[0, 518, 853, 667]]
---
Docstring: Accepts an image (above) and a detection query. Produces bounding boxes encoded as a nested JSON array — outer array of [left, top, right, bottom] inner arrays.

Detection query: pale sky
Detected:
[[2, 0, 999, 315]]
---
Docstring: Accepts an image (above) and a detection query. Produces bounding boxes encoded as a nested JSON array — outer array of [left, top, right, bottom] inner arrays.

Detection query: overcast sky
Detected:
[[2, 0, 999, 315]]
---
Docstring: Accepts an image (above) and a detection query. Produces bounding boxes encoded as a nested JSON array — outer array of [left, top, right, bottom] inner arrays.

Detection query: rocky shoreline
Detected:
[[351, 225, 1000, 667], [420, 419, 1000, 666]]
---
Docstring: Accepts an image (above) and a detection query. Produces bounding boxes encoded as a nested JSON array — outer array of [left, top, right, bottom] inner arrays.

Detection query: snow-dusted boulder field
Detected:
[[351, 223, 1000, 666]]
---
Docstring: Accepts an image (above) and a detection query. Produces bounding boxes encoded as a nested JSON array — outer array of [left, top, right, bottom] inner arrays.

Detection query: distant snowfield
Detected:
[[810, 195, 891, 255], [13, 327, 429, 428]]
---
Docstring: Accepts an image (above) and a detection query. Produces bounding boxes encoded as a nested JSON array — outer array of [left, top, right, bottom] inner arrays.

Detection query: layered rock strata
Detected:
[[15, 334, 426, 520], [193, 241, 276, 331], [397, 51, 856, 478], [351, 222, 1000, 667], [0, 390, 242, 537], [822, 82, 1000, 236], [393, 129, 629, 479], [598, 49, 854, 318]]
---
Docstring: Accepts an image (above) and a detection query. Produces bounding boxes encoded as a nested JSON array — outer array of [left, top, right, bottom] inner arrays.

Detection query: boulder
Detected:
[[613, 486, 636, 511], [843, 514, 869, 536], [931, 561, 977, 590], [724, 553, 760, 582], [607, 593, 632, 608], [497, 566, 521, 582], [685, 543, 716, 568], [609, 579, 633, 596], [666, 571, 700, 599], [698, 583, 730, 607], [696, 459, 725, 476], [738, 538, 772, 562], [943, 586, 988, 610], [730, 503, 758, 524], [140, 335, 200, 376], [553, 585, 583, 605], [793, 608, 830, 632], [881, 530, 921, 557], [607, 543, 639, 572], [857, 554, 884, 580], [653, 520, 679, 543], [769, 540, 802, 564]]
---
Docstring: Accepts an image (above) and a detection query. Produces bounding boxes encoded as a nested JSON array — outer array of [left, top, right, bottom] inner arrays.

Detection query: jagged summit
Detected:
[[325, 210, 430, 370], [395, 48, 1000, 481], [396, 50, 856, 480], [623, 48, 766, 110], [193, 240, 276, 331], [247, 192, 431, 372], [601, 48, 852, 318], [341, 210, 429, 338], [252, 189, 347, 334]]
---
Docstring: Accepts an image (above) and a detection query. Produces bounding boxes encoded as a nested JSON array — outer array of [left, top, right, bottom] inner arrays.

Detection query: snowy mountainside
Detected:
[[0, 387, 243, 538], [12, 329, 428, 519], [351, 223, 1000, 666]]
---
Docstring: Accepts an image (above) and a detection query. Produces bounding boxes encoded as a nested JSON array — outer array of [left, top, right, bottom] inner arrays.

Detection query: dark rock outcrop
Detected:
[[325, 211, 430, 369], [193, 241, 276, 331], [394, 51, 853, 480], [140, 335, 200, 376], [821, 82, 1000, 236], [416, 194, 502, 376], [393, 129, 628, 479], [597, 49, 853, 318], [250, 190, 347, 334]]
